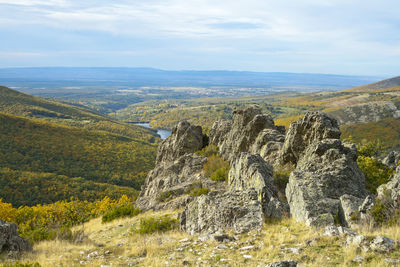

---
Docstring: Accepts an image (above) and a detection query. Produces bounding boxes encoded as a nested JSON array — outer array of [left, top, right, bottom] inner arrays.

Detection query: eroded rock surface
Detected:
[[280, 112, 341, 166], [209, 105, 283, 165], [136, 121, 209, 210], [180, 189, 263, 235], [229, 153, 286, 217], [0, 220, 31, 254], [285, 114, 367, 227], [156, 121, 204, 164], [375, 166, 400, 218]]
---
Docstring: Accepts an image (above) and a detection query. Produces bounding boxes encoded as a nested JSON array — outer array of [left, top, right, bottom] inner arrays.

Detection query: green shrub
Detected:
[[210, 167, 229, 182], [189, 187, 210, 197], [357, 155, 394, 193], [136, 215, 178, 234], [196, 144, 219, 157], [203, 155, 229, 182], [102, 204, 140, 223], [369, 190, 399, 226]]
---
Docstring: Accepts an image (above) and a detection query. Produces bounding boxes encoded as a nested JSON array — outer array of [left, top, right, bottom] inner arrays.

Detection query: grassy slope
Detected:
[[346, 76, 400, 92], [13, 210, 400, 267], [0, 112, 157, 206]]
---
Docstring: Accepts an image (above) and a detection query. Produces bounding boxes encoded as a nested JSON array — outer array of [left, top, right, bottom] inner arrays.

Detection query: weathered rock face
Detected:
[[285, 137, 367, 227], [209, 105, 284, 165], [250, 128, 285, 167], [383, 151, 400, 169], [376, 166, 400, 216], [0, 220, 31, 254], [228, 153, 286, 217], [136, 153, 209, 210], [280, 112, 341, 166], [156, 121, 204, 164], [136, 121, 209, 210], [180, 189, 263, 235]]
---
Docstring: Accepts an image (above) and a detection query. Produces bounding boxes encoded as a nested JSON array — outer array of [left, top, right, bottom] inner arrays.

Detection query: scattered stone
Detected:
[[239, 245, 256, 251], [323, 226, 356, 237], [352, 256, 364, 263], [243, 254, 253, 259], [385, 258, 400, 264], [282, 248, 302, 254], [264, 260, 298, 267], [215, 244, 228, 249], [87, 251, 98, 258], [369, 236, 395, 253]]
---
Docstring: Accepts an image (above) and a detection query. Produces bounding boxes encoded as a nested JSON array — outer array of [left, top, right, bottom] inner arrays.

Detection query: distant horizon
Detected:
[[0, 66, 388, 79]]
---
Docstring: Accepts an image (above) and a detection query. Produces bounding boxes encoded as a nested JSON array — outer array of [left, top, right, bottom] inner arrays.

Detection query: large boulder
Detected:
[[180, 189, 263, 235], [0, 220, 31, 254], [136, 153, 209, 210], [136, 121, 209, 210], [228, 153, 286, 217], [280, 111, 341, 166], [285, 137, 368, 227], [156, 121, 204, 164], [209, 105, 284, 165]]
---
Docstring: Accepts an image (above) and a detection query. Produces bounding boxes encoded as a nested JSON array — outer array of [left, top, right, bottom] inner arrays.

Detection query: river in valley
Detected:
[[133, 122, 171, 139]]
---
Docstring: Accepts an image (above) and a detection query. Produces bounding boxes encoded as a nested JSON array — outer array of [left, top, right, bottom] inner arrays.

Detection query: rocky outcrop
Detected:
[[228, 153, 286, 217], [383, 151, 400, 169], [180, 189, 263, 235], [209, 105, 284, 165], [136, 121, 209, 210], [0, 220, 31, 254], [375, 166, 400, 217], [280, 112, 341, 166], [156, 121, 204, 164], [285, 116, 367, 227]]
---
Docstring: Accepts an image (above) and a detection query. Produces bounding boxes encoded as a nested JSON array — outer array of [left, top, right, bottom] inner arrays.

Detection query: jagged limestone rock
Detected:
[[209, 105, 284, 165], [285, 138, 367, 227], [280, 111, 341, 166], [156, 121, 204, 164], [228, 153, 286, 217], [136, 121, 209, 210], [180, 189, 263, 235], [0, 220, 31, 254]]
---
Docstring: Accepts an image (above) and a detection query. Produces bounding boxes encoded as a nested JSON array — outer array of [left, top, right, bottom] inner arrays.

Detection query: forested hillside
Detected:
[[0, 112, 158, 207]]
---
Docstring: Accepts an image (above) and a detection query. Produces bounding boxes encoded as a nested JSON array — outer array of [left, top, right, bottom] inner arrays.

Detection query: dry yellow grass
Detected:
[[3, 211, 400, 266]]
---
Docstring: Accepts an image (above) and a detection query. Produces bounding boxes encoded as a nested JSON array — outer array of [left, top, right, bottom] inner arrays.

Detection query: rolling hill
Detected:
[[346, 75, 400, 92], [0, 86, 160, 207]]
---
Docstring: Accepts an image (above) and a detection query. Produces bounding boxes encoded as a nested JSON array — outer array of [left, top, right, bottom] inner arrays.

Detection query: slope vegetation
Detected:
[[0, 112, 157, 207]]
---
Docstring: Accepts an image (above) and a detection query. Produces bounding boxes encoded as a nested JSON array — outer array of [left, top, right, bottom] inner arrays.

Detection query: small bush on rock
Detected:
[[203, 155, 229, 182], [136, 215, 178, 234], [189, 187, 210, 197], [196, 144, 219, 157], [102, 204, 140, 223], [357, 155, 394, 193]]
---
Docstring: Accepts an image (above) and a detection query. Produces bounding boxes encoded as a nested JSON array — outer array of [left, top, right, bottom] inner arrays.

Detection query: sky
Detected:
[[0, 0, 399, 76]]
